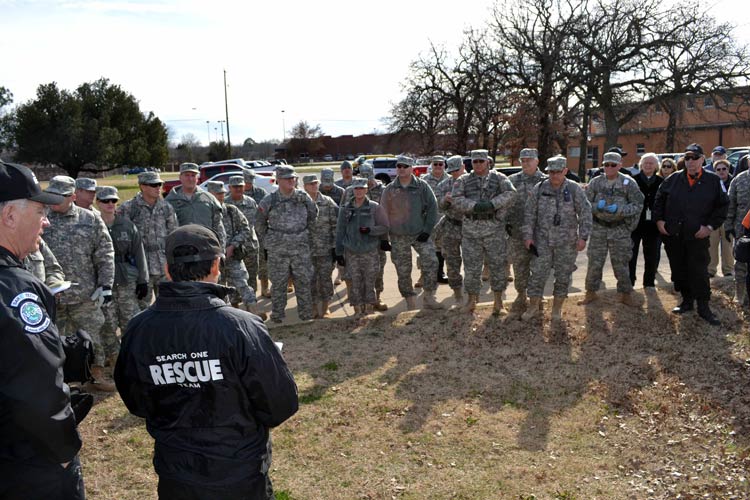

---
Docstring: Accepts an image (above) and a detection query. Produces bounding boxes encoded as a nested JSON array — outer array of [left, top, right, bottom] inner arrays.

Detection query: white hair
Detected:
[[639, 153, 659, 168]]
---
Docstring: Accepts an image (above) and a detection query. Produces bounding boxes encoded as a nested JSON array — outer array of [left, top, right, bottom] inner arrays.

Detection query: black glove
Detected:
[[359, 226, 371, 234], [102, 286, 113, 304], [331, 248, 337, 263], [416, 232, 430, 242], [380, 240, 392, 252], [473, 200, 494, 214], [335, 255, 346, 266], [505, 224, 513, 236], [726, 229, 736, 242], [135, 283, 148, 300]]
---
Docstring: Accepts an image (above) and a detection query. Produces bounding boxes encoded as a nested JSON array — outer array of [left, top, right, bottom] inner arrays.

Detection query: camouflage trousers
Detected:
[[101, 282, 140, 360], [242, 248, 259, 290], [462, 233, 507, 294], [57, 301, 106, 366], [508, 237, 532, 294], [528, 241, 578, 298], [311, 254, 335, 303], [258, 240, 268, 281], [221, 258, 257, 305], [440, 218, 463, 290], [585, 228, 633, 293], [345, 249, 380, 306], [268, 246, 314, 321], [735, 261, 748, 294], [376, 249, 386, 293], [390, 234, 438, 296], [139, 274, 165, 310]]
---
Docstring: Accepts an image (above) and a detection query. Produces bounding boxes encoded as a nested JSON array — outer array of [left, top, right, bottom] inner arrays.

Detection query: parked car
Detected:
[[727, 149, 749, 170], [322, 154, 333, 161], [369, 157, 428, 184], [198, 172, 277, 194]]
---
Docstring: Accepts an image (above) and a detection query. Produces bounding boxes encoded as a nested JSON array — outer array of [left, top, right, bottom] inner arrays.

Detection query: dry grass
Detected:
[[79, 285, 750, 499]]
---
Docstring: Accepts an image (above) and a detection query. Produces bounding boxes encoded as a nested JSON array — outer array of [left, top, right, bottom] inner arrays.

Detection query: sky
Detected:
[[2, 0, 750, 147]]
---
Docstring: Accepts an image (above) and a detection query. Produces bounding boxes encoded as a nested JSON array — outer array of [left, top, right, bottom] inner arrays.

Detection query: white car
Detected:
[[198, 172, 277, 194]]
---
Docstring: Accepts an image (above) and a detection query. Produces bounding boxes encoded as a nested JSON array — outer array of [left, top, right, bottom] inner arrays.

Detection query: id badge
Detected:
[[645, 208, 651, 221]]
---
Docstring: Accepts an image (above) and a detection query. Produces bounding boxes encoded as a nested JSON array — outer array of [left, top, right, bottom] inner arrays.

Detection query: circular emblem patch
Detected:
[[20, 301, 44, 326]]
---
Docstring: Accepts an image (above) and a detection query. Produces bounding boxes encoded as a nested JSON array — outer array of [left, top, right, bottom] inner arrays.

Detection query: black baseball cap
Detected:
[[685, 143, 704, 156], [165, 224, 224, 265], [0, 162, 64, 205]]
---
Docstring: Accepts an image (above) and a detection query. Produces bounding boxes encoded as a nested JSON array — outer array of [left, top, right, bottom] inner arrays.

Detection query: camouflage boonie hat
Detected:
[[302, 174, 319, 184], [46, 176, 76, 196], [320, 168, 335, 186], [546, 156, 567, 171], [395, 155, 415, 167], [179, 162, 200, 174], [75, 177, 97, 191], [276, 165, 297, 179], [431, 155, 446, 164], [519, 148, 538, 159], [205, 181, 227, 194], [243, 169, 257, 180], [138, 171, 163, 184], [96, 186, 119, 201], [470, 149, 489, 161], [359, 164, 374, 178], [446, 155, 464, 173], [340, 160, 353, 171], [602, 152, 622, 164], [352, 178, 368, 188], [228, 175, 245, 186]]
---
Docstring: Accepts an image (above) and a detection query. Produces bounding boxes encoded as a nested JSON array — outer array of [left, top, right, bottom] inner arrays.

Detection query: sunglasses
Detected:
[[661, 165, 674, 169], [432, 162, 445, 166], [684, 155, 702, 161], [396, 164, 411, 169], [143, 183, 163, 188], [472, 159, 486, 164], [603, 163, 619, 168], [715, 167, 728, 171], [98, 199, 117, 204]]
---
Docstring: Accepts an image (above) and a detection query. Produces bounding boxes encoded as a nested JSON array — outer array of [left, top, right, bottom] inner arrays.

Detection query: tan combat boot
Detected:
[[364, 304, 375, 315], [321, 300, 330, 318], [462, 293, 479, 313], [312, 302, 321, 319], [373, 292, 388, 311], [577, 290, 598, 305], [423, 291, 445, 310], [87, 365, 116, 392], [617, 291, 640, 308], [492, 291, 507, 317], [506, 291, 527, 320], [521, 297, 543, 320], [405, 296, 418, 311], [260, 278, 271, 298], [452, 288, 463, 303], [551, 296, 565, 320]]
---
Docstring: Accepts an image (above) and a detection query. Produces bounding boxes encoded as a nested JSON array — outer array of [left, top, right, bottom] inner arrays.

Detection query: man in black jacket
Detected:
[[0, 162, 85, 500], [629, 153, 664, 288], [653, 144, 729, 325], [115, 224, 298, 500]]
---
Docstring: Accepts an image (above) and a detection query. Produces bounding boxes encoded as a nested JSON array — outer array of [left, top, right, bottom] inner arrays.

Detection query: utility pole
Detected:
[[224, 69, 231, 157], [206, 120, 210, 145]]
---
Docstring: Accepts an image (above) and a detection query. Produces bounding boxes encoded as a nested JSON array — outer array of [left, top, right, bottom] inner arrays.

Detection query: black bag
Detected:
[[69, 387, 94, 424], [62, 329, 94, 384], [734, 235, 750, 263]]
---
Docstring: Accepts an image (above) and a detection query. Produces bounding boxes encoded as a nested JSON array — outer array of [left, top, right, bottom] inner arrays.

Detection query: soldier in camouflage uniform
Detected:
[[335, 161, 355, 189], [336, 178, 389, 315], [452, 149, 517, 315], [44, 176, 116, 391], [580, 151, 644, 306], [521, 157, 592, 321], [74, 177, 99, 214], [725, 167, 750, 304], [117, 171, 178, 308], [205, 181, 262, 317], [243, 169, 271, 297], [96, 187, 149, 364], [166, 162, 226, 247], [256, 165, 318, 323], [227, 175, 260, 291], [320, 168, 345, 205], [380, 155, 444, 310], [505, 148, 547, 319], [435, 155, 466, 302], [421, 155, 450, 284], [302, 175, 339, 318], [24, 238, 65, 288]]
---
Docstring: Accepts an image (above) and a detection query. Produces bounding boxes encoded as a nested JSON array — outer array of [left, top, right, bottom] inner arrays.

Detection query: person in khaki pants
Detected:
[[708, 159, 734, 277]]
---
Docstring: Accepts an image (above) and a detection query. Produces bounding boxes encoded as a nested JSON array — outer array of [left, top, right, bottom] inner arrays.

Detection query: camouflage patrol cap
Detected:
[[320, 168, 335, 186], [519, 148, 538, 159], [228, 175, 245, 186], [446, 155, 464, 173], [302, 174, 319, 184], [96, 186, 119, 201], [46, 176, 76, 196], [602, 152, 622, 164], [179, 162, 200, 174], [75, 177, 97, 192], [340, 161, 353, 171], [165, 224, 223, 266], [395, 155, 415, 167], [276, 165, 297, 179], [352, 178, 368, 189], [470, 149, 489, 161], [359, 164, 374, 179], [205, 181, 227, 194], [138, 171, 163, 184], [545, 156, 567, 172], [431, 155, 446, 164], [243, 169, 257, 180]]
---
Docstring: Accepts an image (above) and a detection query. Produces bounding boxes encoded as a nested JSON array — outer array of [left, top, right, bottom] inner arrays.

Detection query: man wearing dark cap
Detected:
[[0, 162, 86, 499], [319, 168, 345, 205], [335, 161, 354, 189], [115, 224, 298, 499], [707, 145, 727, 172], [654, 143, 729, 325]]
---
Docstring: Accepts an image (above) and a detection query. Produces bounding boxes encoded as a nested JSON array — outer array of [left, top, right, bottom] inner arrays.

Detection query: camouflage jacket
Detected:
[[586, 172, 645, 236], [436, 176, 463, 222], [452, 170, 516, 238], [380, 175, 438, 236], [342, 179, 385, 206], [256, 189, 318, 249], [24, 238, 65, 287], [522, 179, 593, 246], [334, 178, 354, 190], [336, 199, 389, 255], [309, 193, 339, 256], [245, 185, 268, 205], [506, 169, 547, 238], [45, 204, 115, 304], [320, 184, 345, 205], [117, 193, 178, 277], [725, 170, 750, 234], [165, 186, 226, 248], [221, 203, 257, 256], [226, 194, 260, 246], [105, 215, 149, 287]]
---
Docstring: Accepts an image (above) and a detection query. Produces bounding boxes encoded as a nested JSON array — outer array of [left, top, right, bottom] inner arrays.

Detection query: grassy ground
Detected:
[[79, 284, 750, 499]]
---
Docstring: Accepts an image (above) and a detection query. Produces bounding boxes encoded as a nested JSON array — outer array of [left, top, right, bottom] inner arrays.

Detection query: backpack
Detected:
[[734, 234, 750, 263], [62, 329, 94, 384]]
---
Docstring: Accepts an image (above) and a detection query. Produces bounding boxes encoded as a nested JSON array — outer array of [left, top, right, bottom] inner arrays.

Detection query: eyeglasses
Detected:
[[143, 183, 163, 188], [684, 155, 702, 161], [715, 167, 728, 171], [98, 199, 117, 204], [472, 159, 486, 164], [396, 164, 411, 169], [603, 163, 619, 168]]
